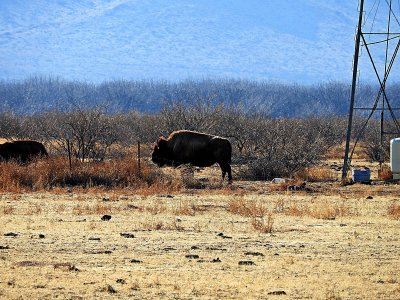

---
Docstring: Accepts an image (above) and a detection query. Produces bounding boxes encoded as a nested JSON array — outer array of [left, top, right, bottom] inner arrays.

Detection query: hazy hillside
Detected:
[[0, 0, 371, 83]]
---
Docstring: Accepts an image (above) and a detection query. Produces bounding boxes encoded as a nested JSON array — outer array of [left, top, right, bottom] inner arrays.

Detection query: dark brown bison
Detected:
[[0, 140, 48, 163], [152, 130, 232, 182]]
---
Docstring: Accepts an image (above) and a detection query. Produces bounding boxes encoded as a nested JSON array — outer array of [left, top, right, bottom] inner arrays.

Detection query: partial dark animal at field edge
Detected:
[[0, 140, 48, 163], [152, 130, 232, 182]]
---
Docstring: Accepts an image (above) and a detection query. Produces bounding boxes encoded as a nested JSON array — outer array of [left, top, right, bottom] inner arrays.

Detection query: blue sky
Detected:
[[0, 0, 399, 84]]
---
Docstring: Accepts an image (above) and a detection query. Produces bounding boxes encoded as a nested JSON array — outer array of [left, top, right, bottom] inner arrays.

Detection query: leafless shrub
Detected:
[[228, 197, 268, 217], [388, 202, 400, 220], [251, 213, 274, 233], [285, 202, 350, 219]]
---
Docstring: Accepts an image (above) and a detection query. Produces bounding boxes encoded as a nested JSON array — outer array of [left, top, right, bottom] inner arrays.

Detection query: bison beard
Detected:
[[152, 130, 232, 182], [0, 140, 48, 163]]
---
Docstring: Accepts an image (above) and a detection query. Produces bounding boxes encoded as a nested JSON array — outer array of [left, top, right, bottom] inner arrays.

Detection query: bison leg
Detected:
[[220, 163, 232, 183]]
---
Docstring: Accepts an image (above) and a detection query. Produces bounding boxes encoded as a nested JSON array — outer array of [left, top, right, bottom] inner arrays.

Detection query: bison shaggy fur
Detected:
[[152, 130, 232, 182], [0, 140, 48, 163]]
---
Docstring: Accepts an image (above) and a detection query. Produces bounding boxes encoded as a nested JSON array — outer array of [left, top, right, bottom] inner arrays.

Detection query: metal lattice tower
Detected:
[[342, 0, 400, 179]]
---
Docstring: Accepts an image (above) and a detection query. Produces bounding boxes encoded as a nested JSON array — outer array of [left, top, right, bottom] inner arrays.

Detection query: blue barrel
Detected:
[[352, 169, 371, 182]]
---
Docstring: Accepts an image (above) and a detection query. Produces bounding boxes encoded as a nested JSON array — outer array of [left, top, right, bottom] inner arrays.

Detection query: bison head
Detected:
[[151, 138, 169, 167]]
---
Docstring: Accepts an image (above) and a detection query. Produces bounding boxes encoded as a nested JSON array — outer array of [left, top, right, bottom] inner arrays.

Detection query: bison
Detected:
[[152, 130, 232, 182], [0, 140, 48, 163]]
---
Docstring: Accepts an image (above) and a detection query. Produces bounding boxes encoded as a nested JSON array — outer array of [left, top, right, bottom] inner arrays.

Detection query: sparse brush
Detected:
[[2, 205, 16, 214], [0, 156, 174, 192], [173, 201, 196, 216], [388, 202, 400, 219], [228, 197, 268, 217], [295, 167, 337, 182], [72, 203, 113, 215], [378, 164, 393, 180], [251, 213, 274, 233], [285, 201, 350, 219]]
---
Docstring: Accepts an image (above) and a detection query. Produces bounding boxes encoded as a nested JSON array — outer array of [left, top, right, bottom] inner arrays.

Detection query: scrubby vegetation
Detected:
[[1, 77, 398, 187]]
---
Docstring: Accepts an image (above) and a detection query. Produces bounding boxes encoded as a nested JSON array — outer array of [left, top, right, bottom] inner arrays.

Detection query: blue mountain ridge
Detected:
[[0, 0, 399, 84]]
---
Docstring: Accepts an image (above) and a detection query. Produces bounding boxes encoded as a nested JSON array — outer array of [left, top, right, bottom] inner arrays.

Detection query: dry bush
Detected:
[[295, 167, 337, 182], [2, 205, 16, 214], [72, 203, 113, 215], [269, 180, 305, 192], [388, 202, 400, 220], [228, 197, 268, 217], [378, 164, 393, 180], [173, 201, 196, 216], [0, 156, 173, 192], [141, 203, 167, 215], [285, 202, 350, 219], [251, 213, 274, 233]]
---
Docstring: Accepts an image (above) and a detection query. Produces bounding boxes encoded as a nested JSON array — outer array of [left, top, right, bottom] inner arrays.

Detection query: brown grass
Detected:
[[295, 167, 337, 182], [378, 164, 393, 180], [251, 213, 274, 233], [173, 201, 196, 216], [0, 156, 174, 192], [388, 202, 400, 219], [72, 203, 113, 215], [285, 202, 350, 219], [2, 205, 16, 214], [228, 197, 268, 217]]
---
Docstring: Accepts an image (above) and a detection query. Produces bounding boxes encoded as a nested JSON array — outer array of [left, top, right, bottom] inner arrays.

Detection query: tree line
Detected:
[[1, 76, 399, 117]]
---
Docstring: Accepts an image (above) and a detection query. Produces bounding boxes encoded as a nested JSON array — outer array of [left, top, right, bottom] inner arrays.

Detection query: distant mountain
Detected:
[[1, 0, 398, 84]]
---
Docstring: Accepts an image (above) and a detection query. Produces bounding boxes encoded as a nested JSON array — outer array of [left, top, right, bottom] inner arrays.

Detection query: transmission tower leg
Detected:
[[342, 0, 365, 180]]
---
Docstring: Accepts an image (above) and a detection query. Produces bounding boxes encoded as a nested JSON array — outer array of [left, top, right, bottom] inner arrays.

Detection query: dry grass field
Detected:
[[1, 161, 400, 299]]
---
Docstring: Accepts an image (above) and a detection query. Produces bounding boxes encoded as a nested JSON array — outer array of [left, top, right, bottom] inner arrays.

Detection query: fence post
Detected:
[[137, 141, 141, 174], [67, 139, 72, 173]]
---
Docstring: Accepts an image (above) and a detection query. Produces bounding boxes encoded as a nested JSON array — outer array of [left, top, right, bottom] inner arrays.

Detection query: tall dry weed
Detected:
[[285, 201, 350, 219], [0, 156, 174, 192], [388, 202, 400, 219], [295, 167, 337, 182], [228, 197, 268, 217], [251, 213, 274, 233]]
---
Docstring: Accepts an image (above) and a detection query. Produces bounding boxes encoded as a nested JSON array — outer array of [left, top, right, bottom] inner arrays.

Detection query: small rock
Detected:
[[238, 260, 255, 265], [4, 232, 18, 237], [116, 279, 126, 284], [366, 196, 373, 200], [130, 259, 142, 264], [244, 251, 264, 257], [0, 245, 10, 250], [106, 284, 117, 294], [340, 224, 347, 227], [211, 257, 221, 263], [38, 234, 45, 239], [185, 254, 200, 259], [101, 215, 112, 221], [88, 237, 101, 241], [191, 246, 199, 250], [268, 290, 287, 295], [159, 194, 174, 198], [120, 233, 135, 238]]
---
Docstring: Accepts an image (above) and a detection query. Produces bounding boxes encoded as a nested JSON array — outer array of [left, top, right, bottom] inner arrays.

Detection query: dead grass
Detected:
[[228, 197, 268, 217], [2, 205, 16, 214], [295, 167, 337, 182], [285, 201, 351, 219], [388, 202, 400, 219], [0, 156, 172, 192], [378, 164, 393, 180], [72, 203, 113, 215], [251, 213, 274, 233], [173, 201, 196, 216]]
